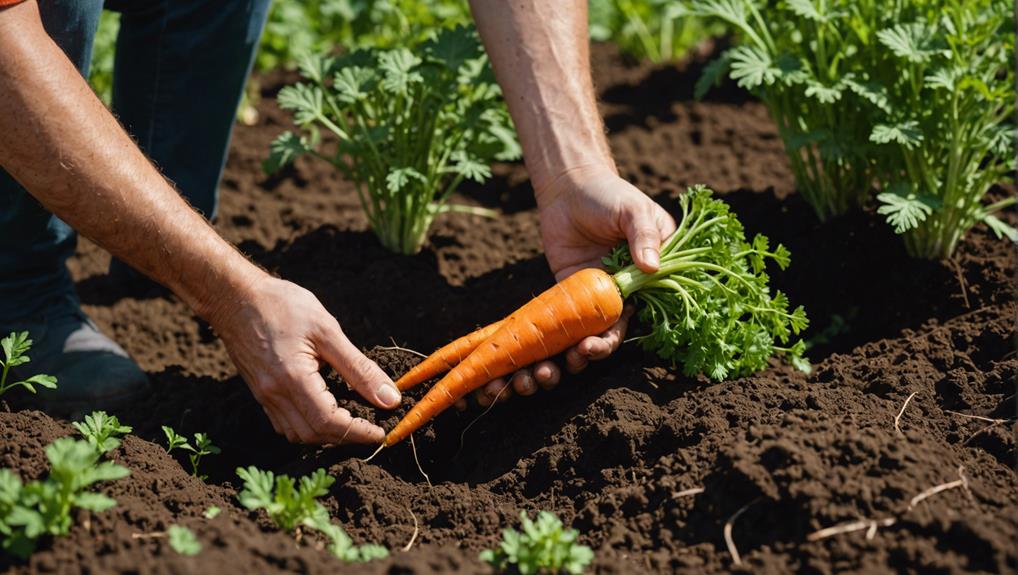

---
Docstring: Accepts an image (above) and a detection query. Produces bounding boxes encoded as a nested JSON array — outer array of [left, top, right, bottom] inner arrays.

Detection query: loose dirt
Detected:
[[3, 44, 1015, 574]]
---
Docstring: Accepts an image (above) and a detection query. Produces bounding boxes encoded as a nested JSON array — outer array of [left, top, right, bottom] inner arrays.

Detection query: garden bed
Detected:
[[3, 44, 1015, 574]]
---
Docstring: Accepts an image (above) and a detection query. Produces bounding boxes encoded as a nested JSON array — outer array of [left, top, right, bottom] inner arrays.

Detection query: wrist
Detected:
[[186, 251, 271, 333], [533, 162, 619, 208]]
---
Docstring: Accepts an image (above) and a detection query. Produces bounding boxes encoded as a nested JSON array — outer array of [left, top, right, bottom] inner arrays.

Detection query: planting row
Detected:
[[1, 332, 594, 572]]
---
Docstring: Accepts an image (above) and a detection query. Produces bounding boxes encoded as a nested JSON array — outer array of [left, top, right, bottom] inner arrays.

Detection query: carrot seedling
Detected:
[[266, 25, 520, 255], [235, 466, 387, 562], [480, 511, 594, 575], [162, 427, 220, 481], [0, 438, 129, 558], [167, 525, 202, 556], [73, 411, 132, 456], [0, 332, 57, 398], [384, 186, 808, 446]]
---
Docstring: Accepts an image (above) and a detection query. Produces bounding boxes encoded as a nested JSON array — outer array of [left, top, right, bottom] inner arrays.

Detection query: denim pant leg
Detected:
[[0, 0, 103, 323], [105, 0, 270, 278]]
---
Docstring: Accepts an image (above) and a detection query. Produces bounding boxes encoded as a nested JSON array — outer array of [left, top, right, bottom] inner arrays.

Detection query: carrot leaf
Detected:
[[607, 185, 809, 379]]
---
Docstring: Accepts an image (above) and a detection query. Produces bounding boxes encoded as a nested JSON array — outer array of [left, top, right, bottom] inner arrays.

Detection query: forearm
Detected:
[[0, 2, 263, 324], [469, 0, 616, 200]]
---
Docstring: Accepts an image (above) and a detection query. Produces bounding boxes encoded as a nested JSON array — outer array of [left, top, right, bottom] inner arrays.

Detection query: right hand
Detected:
[[210, 276, 402, 445]]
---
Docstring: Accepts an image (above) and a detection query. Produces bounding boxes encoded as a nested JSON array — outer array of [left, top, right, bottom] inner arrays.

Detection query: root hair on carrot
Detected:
[[380, 338, 428, 359], [409, 433, 432, 488], [456, 381, 510, 457], [361, 443, 386, 463]]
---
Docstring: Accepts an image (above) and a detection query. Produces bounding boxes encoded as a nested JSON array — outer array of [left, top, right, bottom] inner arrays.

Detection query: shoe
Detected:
[[1, 295, 150, 419]]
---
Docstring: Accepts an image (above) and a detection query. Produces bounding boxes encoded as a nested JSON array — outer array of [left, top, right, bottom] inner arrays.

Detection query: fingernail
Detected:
[[642, 248, 659, 268], [377, 384, 401, 406]]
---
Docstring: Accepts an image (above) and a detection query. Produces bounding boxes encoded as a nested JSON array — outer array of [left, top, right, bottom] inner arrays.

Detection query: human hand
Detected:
[[469, 164, 675, 407], [210, 276, 402, 445]]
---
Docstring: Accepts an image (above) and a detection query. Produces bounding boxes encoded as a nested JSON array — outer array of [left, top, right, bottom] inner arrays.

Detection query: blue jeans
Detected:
[[0, 0, 270, 322]]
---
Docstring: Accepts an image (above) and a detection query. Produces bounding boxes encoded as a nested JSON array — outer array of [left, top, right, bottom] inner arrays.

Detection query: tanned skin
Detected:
[[0, 0, 673, 442]]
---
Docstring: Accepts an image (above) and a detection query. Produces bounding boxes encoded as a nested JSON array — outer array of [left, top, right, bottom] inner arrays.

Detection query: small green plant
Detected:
[[235, 466, 333, 532], [309, 508, 389, 562], [0, 332, 57, 397], [690, 0, 1015, 258], [267, 25, 520, 255], [87, 11, 120, 105], [203, 506, 221, 519], [866, 0, 1015, 258], [167, 525, 202, 556], [256, 0, 472, 73], [235, 466, 388, 562], [588, 0, 724, 62], [162, 426, 221, 480], [688, 0, 887, 221], [73, 411, 132, 455], [480, 511, 594, 575], [0, 438, 129, 558]]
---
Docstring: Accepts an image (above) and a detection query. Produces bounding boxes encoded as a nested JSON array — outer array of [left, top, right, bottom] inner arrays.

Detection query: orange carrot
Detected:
[[385, 268, 623, 447], [394, 318, 506, 392]]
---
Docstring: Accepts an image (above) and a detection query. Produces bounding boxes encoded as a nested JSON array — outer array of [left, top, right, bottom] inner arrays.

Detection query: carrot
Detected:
[[394, 318, 506, 391], [381, 186, 810, 449], [385, 268, 623, 446]]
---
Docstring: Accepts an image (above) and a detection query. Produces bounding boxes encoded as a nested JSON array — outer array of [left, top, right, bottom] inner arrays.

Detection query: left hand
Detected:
[[466, 164, 676, 408]]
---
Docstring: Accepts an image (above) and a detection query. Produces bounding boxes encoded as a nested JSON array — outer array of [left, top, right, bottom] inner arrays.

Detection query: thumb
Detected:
[[621, 203, 664, 273], [317, 319, 402, 409]]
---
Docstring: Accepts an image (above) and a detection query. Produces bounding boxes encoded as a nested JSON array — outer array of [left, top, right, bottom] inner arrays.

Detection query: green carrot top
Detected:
[[605, 185, 809, 379]]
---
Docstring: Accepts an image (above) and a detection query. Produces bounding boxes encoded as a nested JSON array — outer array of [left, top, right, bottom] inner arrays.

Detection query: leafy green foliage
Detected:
[[687, 0, 884, 221], [235, 466, 334, 532], [588, 0, 724, 63], [267, 26, 520, 254], [865, 0, 1015, 258], [0, 438, 129, 558], [73, 411, 132, 455], [162, 427, 221, 480], [235, 466, 387, 562], [204, 506, 221, 519], [167, 525, 202, 556], [256, 0, 472, 73], [0, 332, 57, 397], [87, 12, 120, 105], [480, 511, 594, 575], [607, 186, 809, 379], [691, 0, 1016, 258], [308, 508, 390, 562]]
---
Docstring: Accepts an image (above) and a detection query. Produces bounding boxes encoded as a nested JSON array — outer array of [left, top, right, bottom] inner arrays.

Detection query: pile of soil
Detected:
[[2, 44, 1015, 574]]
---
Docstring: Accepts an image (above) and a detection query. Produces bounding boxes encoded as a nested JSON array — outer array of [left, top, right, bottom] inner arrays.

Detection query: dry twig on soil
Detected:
[[724, 498, 760, 566], [908, 466, 970, 510], [894, 392, 918, 434], [807, 517, 896, 542], [402, 506, 420, 552], [673, 487, 705, 499]]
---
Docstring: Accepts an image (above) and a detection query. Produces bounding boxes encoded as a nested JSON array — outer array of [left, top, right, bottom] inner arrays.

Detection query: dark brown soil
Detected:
[[3, 43, 1016, 574]]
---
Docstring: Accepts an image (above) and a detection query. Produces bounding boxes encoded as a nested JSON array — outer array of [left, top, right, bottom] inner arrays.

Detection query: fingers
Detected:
[[511, 371, 538, 396], [316, 318, 401, 409], [565, 305, 635, 373], [476, 378, 511, 407], [533, 361, 561, 390], [622, 197, 676, 273]]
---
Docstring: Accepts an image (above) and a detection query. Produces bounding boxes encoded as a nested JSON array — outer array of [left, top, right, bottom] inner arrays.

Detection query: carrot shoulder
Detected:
[[384, 268, 623, 447], [395, 318, 506, 392]]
